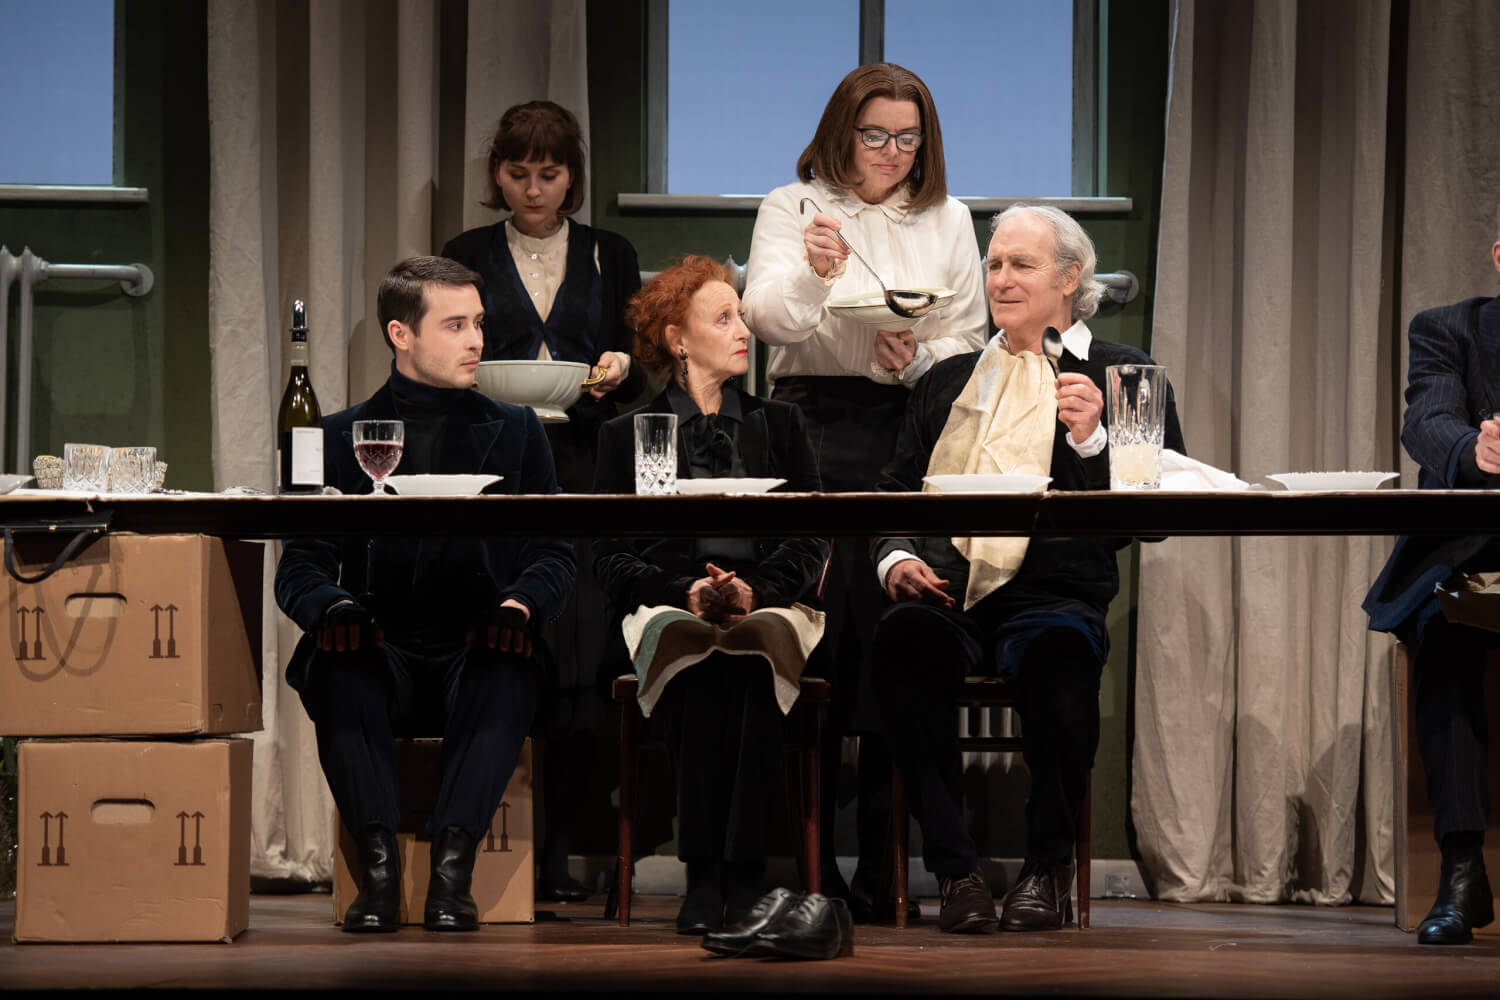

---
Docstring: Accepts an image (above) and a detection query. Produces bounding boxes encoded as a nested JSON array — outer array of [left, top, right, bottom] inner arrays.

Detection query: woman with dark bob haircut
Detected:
[[740, 62, 989, 921], [441, 100, 643, 904], [594, 256, 829, 935]]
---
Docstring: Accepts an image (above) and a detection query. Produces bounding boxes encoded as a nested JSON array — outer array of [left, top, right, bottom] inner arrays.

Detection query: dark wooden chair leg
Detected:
[[610, 697, 640, 926], [1077, 769, 1091, 930], [892, 764, 909, 929], [804, 700, 822, 896]]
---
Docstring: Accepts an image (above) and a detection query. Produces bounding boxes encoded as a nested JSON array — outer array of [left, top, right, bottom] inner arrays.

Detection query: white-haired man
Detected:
[[870, 205, 1185, 933], [1364, 211, 1500, 945]]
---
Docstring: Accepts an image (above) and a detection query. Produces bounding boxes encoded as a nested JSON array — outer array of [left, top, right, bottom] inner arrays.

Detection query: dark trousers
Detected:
[[652, 653, 785, 863], [297, 638, 539, 843], [773, 375, 908, 879], [871, 599, 1105, 876], [1401, 597, 1493, 841]]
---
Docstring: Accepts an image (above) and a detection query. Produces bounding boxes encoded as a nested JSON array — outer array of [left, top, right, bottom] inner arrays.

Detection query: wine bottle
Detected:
[[277, 299, 324, 493]]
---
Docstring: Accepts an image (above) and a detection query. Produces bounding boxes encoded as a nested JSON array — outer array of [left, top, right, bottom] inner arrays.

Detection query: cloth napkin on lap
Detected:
[[1157, 449, 1249, 491], [924, 341, 1057, 609], [621, 603, 826, 717]]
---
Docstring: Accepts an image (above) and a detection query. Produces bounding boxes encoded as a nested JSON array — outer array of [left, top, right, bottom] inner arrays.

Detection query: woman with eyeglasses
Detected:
[[741, 62, 987, 920]]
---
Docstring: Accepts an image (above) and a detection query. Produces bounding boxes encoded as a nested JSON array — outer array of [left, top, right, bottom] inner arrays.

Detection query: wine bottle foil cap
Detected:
[[291, 299, 308, 341]]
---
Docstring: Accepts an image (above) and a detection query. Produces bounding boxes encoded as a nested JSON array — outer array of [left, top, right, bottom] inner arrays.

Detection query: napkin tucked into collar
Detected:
[[1158, 449, 1249, 491]]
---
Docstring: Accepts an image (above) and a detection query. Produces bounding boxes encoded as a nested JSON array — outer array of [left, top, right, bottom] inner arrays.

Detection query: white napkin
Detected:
[[1158, 449, 1249, 491]]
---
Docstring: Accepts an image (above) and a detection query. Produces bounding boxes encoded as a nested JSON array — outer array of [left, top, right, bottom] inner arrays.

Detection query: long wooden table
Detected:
[[0, 488, 1494, 539]]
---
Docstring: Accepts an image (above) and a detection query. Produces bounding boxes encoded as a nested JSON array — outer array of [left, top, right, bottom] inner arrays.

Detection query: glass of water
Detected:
[[63, 443, 113, 492], [1106, 364, 1168, 490], [633, 413, 678, 495], [109, 446, 158, 493]]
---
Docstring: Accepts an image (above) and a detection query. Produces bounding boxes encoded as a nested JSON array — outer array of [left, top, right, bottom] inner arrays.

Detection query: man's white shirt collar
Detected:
[[995, 319, 1092, 360]]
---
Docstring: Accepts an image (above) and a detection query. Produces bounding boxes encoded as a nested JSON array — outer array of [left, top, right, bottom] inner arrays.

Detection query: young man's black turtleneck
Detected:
[[387, 365, 469, 476]]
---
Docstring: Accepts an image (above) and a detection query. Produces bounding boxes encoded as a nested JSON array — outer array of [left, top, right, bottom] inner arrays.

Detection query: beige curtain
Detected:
[[206, 0, 588, 882], [1137, 0, 1500, 906]]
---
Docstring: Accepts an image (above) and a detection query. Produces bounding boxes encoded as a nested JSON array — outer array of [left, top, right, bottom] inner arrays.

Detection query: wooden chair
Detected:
[[603, 673, 831, 925], [890, 676, 1092, 929]]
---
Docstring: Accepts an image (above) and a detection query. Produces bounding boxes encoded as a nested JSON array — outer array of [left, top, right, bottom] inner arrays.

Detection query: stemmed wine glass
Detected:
[[353, 419, 404, 493]]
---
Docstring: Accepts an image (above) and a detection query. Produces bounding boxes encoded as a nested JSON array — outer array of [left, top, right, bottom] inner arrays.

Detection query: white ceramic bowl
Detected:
[[1265, 471, 1398, 491], [923, 473, 1052, 494], [384, 474, 502, 496], [675, 477, 786, 495], [475, 360, 592, 423], [827, 287, 957, 332]]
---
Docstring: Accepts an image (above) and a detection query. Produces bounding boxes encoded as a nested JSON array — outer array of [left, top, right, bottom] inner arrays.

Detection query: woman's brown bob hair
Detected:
[[796, 63, 948, 213], [482, 101, 587, 215], [626, 256, 733, 376]]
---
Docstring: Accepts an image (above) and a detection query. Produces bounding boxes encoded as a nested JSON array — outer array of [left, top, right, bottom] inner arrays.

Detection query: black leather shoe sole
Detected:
[[423, 911, 479, 932], [939, 909, 999, 934], [341, 914, 400, 933]]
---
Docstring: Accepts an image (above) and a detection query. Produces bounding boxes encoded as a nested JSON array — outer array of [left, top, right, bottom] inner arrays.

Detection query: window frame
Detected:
[[642, 0, 1105, 200]]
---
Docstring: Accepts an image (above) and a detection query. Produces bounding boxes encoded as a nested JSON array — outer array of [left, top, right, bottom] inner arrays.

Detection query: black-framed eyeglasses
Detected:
[[852, 127, 924, 152]]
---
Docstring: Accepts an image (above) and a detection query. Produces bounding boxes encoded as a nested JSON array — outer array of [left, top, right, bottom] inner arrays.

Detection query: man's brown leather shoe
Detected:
[[1000, 859, 1074, 931], [937, 871, 999, 933]]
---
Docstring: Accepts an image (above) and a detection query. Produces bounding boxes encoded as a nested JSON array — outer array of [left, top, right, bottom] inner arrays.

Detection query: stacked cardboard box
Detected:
[[0, 533, 263, 942]]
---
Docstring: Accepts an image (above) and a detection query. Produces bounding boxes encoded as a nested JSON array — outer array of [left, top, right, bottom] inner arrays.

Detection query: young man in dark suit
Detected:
[[1364, 216, 1500, 944], [275, 256, 575, 933]]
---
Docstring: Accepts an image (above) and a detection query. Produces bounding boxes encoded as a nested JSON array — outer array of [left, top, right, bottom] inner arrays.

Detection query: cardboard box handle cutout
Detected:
[[3, 512, 113, 584], [91, 798, 156, 823]]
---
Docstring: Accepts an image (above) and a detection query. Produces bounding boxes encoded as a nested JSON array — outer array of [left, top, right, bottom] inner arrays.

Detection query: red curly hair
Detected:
[[626, 255, 733, 376]]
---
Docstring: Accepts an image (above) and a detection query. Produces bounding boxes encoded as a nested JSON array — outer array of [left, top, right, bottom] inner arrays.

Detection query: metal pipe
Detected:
[[0, 246, 16, 471], [0, 184, 150, 204], [10, 249, 155, 472]]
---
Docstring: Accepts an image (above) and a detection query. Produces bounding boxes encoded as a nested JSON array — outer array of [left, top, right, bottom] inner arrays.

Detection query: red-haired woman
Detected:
[[441, 100, 641, 903], [740, 62, 988, 918], [594, 257, 829, 934]]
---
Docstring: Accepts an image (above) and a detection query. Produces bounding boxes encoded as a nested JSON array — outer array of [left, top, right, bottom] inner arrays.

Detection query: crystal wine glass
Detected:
[[352, 419, 404, 493]]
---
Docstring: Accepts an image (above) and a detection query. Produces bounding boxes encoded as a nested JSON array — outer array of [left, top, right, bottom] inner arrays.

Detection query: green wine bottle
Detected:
[[277, 299, 324, 493]]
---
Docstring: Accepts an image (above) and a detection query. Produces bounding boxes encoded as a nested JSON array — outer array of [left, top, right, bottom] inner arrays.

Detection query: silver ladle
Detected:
[[798, 197, 938, 319]]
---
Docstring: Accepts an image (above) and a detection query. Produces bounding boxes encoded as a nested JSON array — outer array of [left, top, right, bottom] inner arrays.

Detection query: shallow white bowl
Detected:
[[1266, 471, 1398, 492], [924, 473, 1052, 494], [675, 477, 786, 495], [827, 287, 957, 332], [384, 474, 502, 496], [476, 360, 592, 423]]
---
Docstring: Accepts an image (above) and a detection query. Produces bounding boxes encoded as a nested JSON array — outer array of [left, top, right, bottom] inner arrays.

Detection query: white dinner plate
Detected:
[[923, 473, 1052, 494], [1265, 471, 1398, 492], [383, 474, 502, 496], [0, 474, 34, 494], [827, 287, 957, 332], [675, 477, 786, 495]]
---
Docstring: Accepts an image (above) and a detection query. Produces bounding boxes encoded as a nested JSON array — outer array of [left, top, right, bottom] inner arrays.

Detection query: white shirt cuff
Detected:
[[804, 252, 846, 285], [607, 350, 632, 378], [898, 344, 935, 385], [876, 550, 921, 591], [1067, 422, 1107, 458]]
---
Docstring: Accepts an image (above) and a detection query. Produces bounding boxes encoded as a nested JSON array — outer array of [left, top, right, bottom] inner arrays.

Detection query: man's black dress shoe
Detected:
[[747, 892, 854, 960], [343, 827, 402, 933], [1418, 841, 1493, 945], [703, 887, 800, 957], [999, 859, 1073, 932], [537, 872, 591, 903], [423, 825, 480, 932], [937, 871, 999, 933], [676, 859, 724, 935]]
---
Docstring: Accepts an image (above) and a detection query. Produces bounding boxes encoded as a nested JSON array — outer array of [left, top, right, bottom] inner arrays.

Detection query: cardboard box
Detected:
[[333, 738, 534, 925], [0, 533, 263, 736], [14, 738, 252, 943], [1392, 643, 1500, 934]]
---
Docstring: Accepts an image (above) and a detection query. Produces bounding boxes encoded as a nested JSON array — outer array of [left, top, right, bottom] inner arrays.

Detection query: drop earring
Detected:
[[678, 348, 689, 387]]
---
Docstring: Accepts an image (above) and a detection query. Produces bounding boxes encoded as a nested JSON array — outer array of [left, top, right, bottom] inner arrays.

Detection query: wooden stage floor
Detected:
[[2, 894, 1498, 995]]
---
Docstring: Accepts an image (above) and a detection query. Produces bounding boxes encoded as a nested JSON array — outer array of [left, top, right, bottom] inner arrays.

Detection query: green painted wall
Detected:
[[586, 0, 1171, 865], [0, 0, 212, 490]]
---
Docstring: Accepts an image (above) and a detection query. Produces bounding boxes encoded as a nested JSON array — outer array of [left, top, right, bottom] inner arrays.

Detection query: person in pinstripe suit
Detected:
[[1364, 215, 1500, 945]]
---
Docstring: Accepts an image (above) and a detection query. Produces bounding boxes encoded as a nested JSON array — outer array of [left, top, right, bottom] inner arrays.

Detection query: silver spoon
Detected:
[[798, 197, 938, 319], [1042, 326, 1064, 376]]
